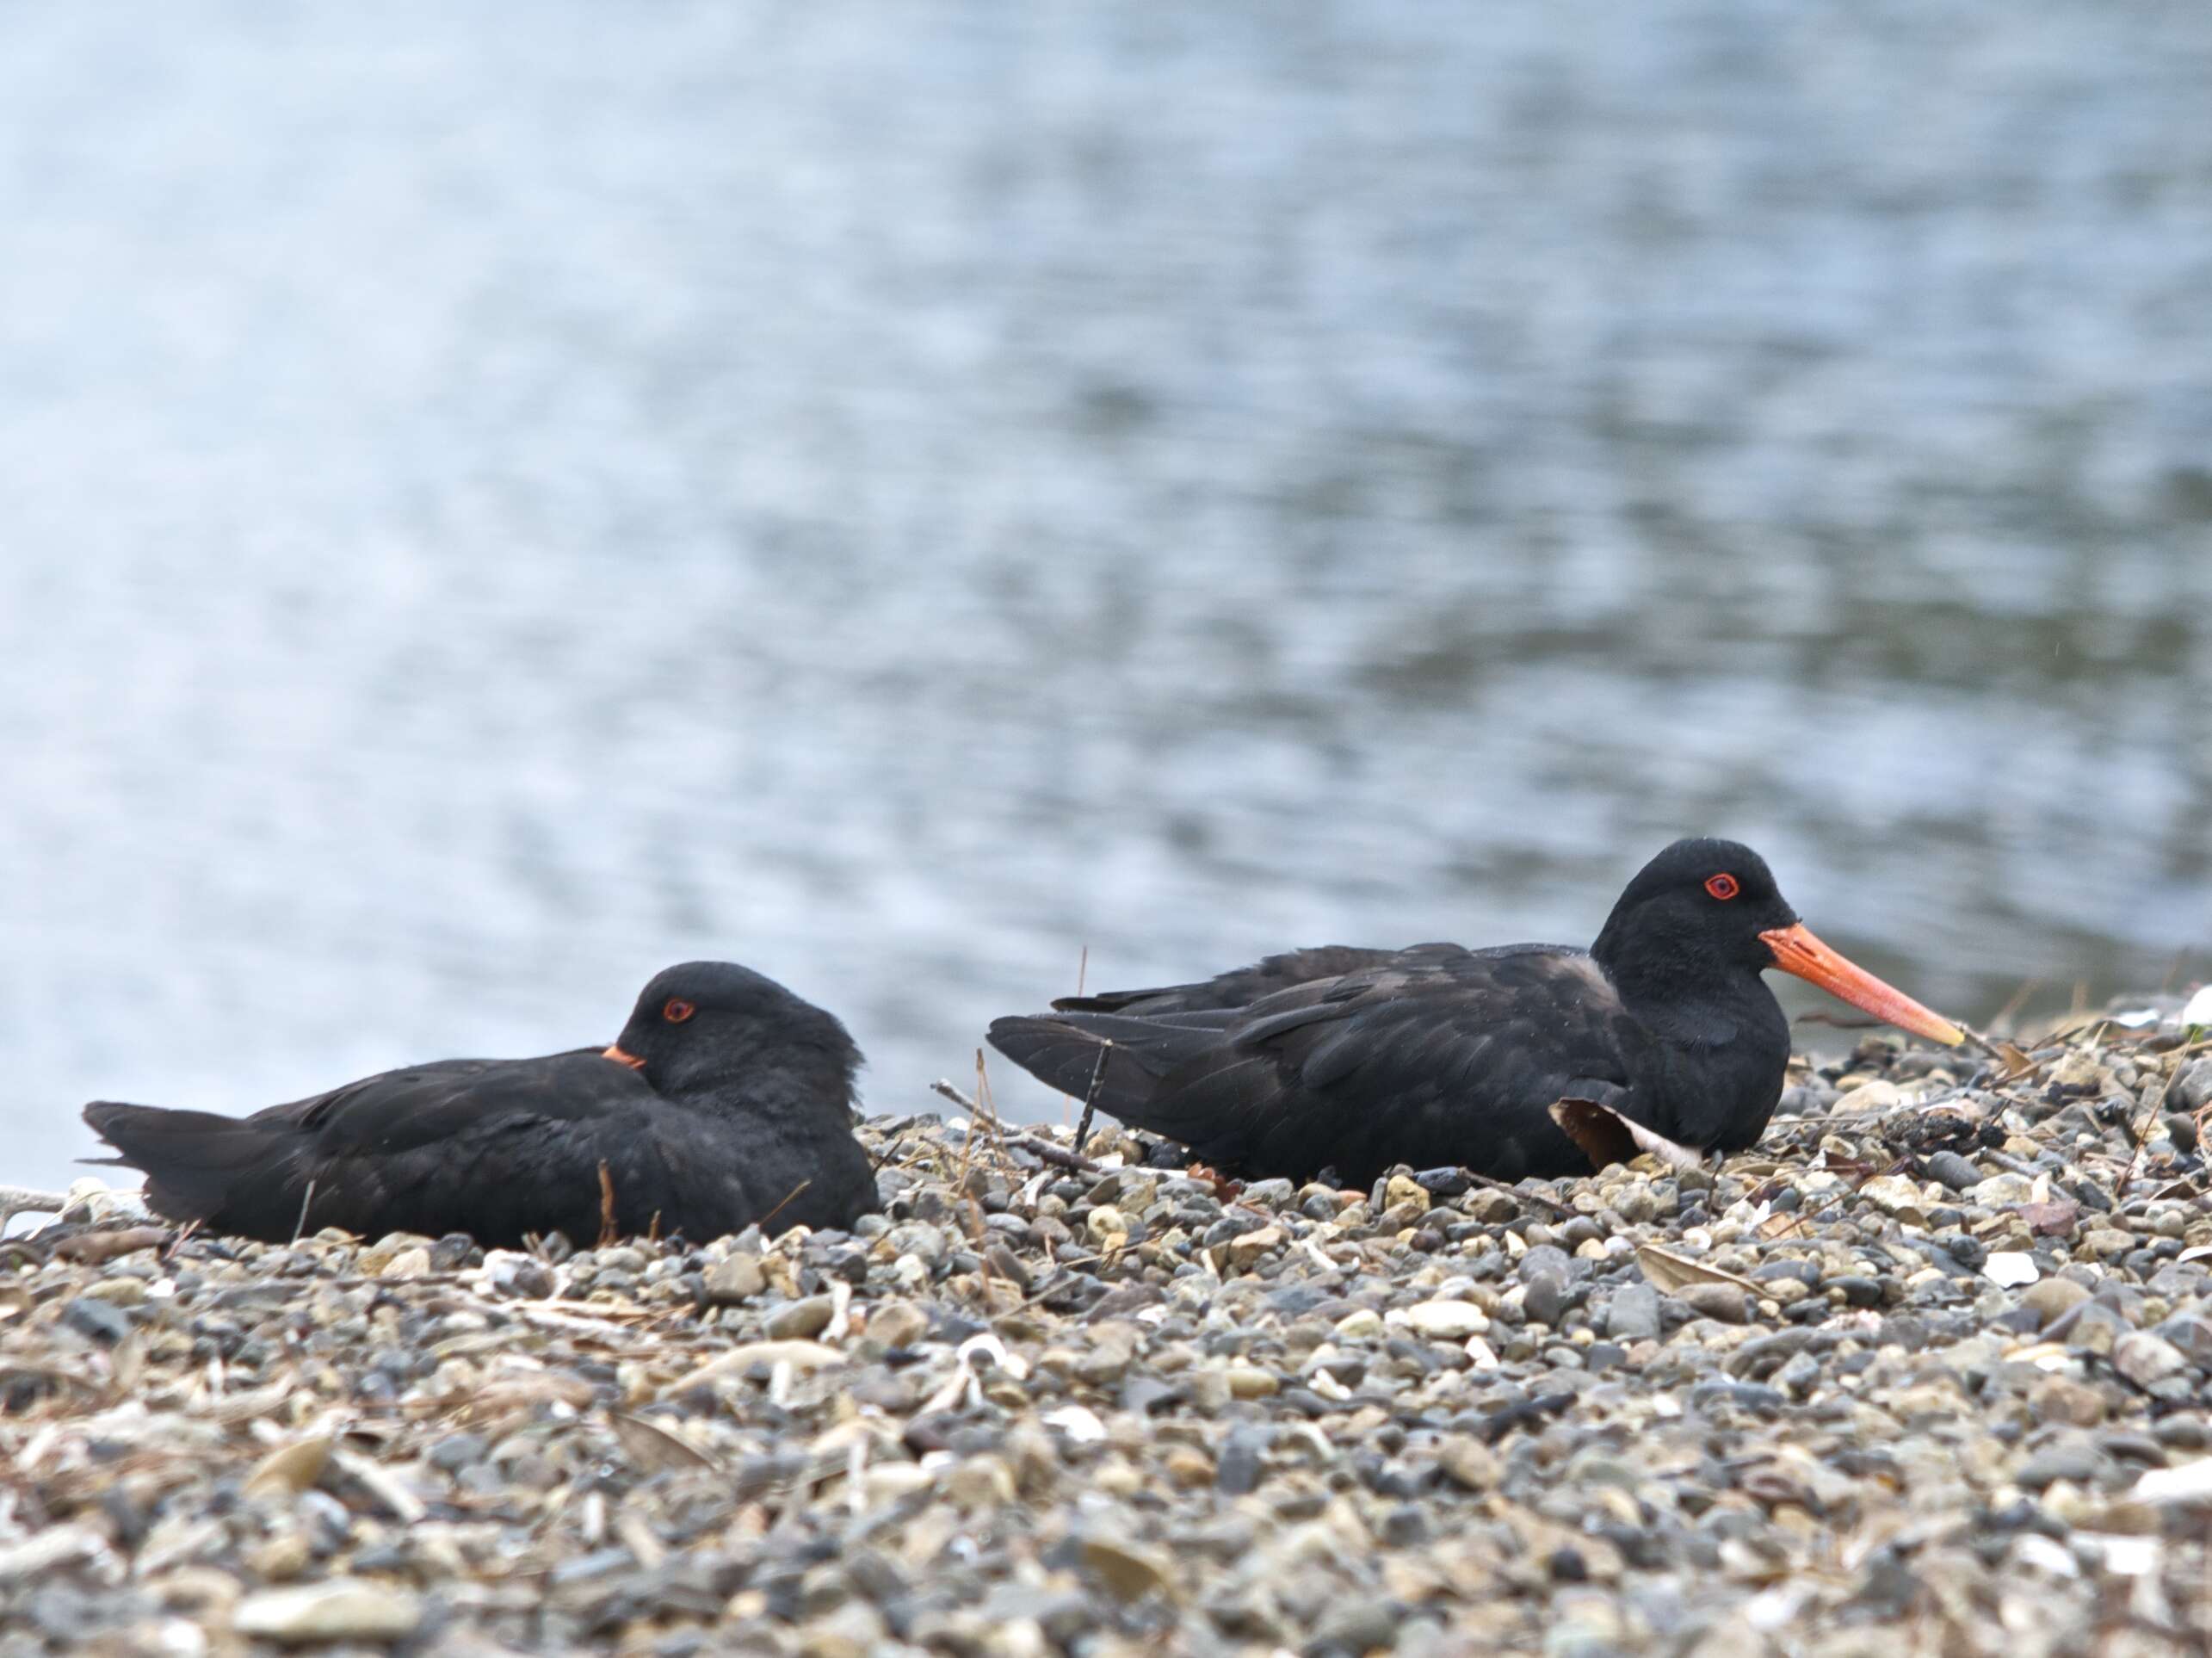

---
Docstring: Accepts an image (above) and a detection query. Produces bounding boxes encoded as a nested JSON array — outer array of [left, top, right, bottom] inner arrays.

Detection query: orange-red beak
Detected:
[[602, 1043, 646, 1071], [1760, 923, 1964, 1046]]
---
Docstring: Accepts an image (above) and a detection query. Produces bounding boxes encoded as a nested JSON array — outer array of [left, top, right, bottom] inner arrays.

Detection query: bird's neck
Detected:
[[664, 1050, 857, 1127], [1594, 943, 1776, 1045]]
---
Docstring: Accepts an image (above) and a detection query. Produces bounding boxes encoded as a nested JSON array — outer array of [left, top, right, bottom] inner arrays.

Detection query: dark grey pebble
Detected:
[[1924, 1150, 1983, 1190], [1217, 1425, 1270, 1495], [60, 1297, 133, 1345], [429, 1432, 489, 1473], [1605, 1284, 1661, 1343], [2016, 1443, 2110, 1489]]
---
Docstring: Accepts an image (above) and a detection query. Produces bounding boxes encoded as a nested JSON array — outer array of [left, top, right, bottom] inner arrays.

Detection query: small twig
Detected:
[[928, 1080, 1102, 1172], [1072, 1042, 1113, 1158], [1461, 1169, 1576, 1220], [1991, 976, 2043, 1035], [954, 1061, 985, 1192], [755, 1179, 813, 1233], [1010, 1133, 1101, 1173], [931, 1077, 982, 1117], [973, 1049, 1010, 1163], [597, 1163, 619, 1248], [2121, 1036, 2212, 1197], [291, 1179, 318, 1246], [161, 1218, 202, 1262]]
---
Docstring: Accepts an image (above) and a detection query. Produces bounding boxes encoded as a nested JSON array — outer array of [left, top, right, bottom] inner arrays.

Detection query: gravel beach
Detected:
[[6, 999, 2212, 1656]]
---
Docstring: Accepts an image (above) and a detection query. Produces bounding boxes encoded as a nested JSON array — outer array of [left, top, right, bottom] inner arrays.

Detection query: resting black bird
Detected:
[[988, 838, 1964, 1185], [83, 962, 877, 1247]]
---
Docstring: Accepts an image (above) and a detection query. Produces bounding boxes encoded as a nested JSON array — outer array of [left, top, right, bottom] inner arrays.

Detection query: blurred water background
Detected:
[[4, 3, 2209, 1190]]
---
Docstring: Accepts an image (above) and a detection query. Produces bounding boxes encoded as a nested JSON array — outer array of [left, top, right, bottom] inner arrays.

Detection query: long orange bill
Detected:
[[602, 1044, 647, 1070], [1759, 923, 1964, 1046]]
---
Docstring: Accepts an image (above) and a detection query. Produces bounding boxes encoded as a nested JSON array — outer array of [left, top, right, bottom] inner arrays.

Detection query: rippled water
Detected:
[[3, 3, 2209, 1189]]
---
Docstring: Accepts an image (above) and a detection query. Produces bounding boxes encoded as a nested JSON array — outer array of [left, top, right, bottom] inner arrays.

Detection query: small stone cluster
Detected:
[[3, 1001, 2211, 1656]]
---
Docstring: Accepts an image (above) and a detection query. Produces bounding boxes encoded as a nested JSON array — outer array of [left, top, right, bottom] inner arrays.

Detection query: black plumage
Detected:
[[989, 838, 1962, 1186], [83, 962, 877, 1247], [1050, 942, 1474, 1015]]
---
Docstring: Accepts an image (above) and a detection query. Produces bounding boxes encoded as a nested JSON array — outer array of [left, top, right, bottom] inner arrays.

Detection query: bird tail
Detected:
[[986, 1011, 1225, 1131], [1047, 988, 1164, 1014], [82, 1101, 288, 1223]]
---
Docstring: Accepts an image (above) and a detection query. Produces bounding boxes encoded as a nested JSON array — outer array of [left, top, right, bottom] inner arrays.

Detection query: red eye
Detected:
[[663, 999, 695, 1023], [1705, 873, 1740, 901]]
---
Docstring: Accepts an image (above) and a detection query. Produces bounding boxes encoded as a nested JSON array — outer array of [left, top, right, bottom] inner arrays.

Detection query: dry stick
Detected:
[[1461, 1169, 1575, 1221], [596, 1163, 619, 1248], [929, 1080, 1102, 1173], [754, 1179, 813, 1234], [1991, 976, 2044, 1036], [973, 1049, 1011, 1165], [953, 1060, 985, 1193], [291, 1179, 318, 1247], [2121, 1035, 2212, 1197], [1060, 943, 1091, 1134], [161, 1218, 203, 1263], [1072, 1042, 1114, 1159]]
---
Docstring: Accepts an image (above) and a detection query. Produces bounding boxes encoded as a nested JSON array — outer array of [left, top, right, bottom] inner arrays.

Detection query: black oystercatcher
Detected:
[[83, 962, 878, 1247], [987, 838, 1963, 1185]]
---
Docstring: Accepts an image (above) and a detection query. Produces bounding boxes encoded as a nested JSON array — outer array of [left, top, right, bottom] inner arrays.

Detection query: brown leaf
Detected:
[[608, 1410, 721, 1475], [1634, 1244, 1761, 1296]]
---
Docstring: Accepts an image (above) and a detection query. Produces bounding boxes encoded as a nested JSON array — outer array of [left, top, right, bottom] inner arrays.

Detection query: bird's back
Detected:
[[993, 944, 1637, 1185]]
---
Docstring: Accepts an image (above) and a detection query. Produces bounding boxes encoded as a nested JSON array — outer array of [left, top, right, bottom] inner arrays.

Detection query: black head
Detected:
[[604, 961, 862, 1110], [1590, 838, 1799, 990], [1591, 838, 1965, 1045]]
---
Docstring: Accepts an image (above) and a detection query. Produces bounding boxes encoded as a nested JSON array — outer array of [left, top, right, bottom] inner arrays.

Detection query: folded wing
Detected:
[[993, 946, 1635, 1185]]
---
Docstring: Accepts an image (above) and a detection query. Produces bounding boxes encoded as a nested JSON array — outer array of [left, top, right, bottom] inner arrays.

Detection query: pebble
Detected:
[[764, 1295, 836, 1339], [59, 1296, 133, 1345], [703, 1252, 766, 1304], [2113, 1331, 2189, 1389], [9, 1019, 2209, 1655], [2022, 1278, 2094, 1327], [232, 1580, 422, 1643], [1604, 1284, 1661, 1342], [1678, 1283, 1749, 1324], [1923, 1150, 1984, 1191], [1437, 1438, 1502, 1491], [1391, 1299, 1490, 1339], [1075, 1532, 1174, 1602]]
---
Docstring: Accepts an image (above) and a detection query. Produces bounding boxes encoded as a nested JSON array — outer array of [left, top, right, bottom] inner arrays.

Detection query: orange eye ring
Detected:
[[1705, 873, 1740, 901], [663, 998, 695, 1023]]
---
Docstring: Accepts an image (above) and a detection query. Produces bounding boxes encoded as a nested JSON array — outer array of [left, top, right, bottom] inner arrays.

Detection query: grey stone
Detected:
[[1923, 1151, 1983, 1191], [1604, 1284, 1661, 1343]]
